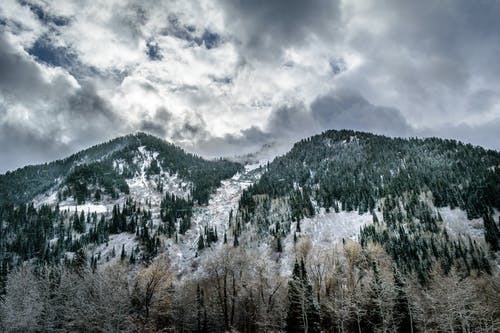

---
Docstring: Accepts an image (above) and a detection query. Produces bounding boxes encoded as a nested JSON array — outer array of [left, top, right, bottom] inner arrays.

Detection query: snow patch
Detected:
[[438, 207, 485, 239], [60, 203, 109, 214], [89, 232, 138, 266], [299, 209, 373, 244]]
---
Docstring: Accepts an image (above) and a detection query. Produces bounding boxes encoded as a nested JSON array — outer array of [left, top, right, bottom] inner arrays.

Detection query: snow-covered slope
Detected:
[[5, 130, 499, 276]]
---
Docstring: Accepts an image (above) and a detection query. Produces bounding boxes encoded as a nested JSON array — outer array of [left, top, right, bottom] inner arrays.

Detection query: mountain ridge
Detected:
[[0, 132, 243, 206], [1, 129, 499, 332]]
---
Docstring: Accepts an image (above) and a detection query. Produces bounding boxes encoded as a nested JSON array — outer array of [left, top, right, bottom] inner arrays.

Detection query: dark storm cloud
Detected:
[[341, 0, 500, 119], [0, 33, 122, 173], [0, 34, 50, 101], [219, 0, 341, 58], [0, 33, 115, 119], [140, 121, 167, 137], [171, 111, 210, 142], [1, 0, 499, 172], [265, 104, 312, 138], [465, 89, 500, 114], [67, 83, 116, 120], [139, 107, 173, 137], [192, 126, 273, 158], [310, 91, 412, 137], [137, 107, 213, 145], [262, 91, 411, 140], [382, 0, 500, 62]]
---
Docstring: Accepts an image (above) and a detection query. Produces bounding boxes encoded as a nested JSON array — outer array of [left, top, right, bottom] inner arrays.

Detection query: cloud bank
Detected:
[[1, 0, 499, 172]]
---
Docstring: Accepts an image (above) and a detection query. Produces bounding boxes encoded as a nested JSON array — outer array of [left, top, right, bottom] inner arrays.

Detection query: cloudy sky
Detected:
[[1, 0, 499, 172]]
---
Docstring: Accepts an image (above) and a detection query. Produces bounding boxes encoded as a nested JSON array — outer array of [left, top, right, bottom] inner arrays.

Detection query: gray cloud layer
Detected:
[[0, 0, 499, 173], [0, 33, 120, 171], [219, 0, 341, 58]]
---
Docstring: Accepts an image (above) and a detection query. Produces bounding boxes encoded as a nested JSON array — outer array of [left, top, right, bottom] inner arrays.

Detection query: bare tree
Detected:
[[132, 255, 173, 330]]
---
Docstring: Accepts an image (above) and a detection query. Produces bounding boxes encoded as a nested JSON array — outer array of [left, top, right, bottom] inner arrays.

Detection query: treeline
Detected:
[[0, 133, 139, 205], [1, 239, 498, 332], [59, 133, 243, 205]]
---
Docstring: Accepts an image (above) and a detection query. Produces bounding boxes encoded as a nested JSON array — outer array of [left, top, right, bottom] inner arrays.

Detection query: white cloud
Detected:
[[0, 0, 499, 172]]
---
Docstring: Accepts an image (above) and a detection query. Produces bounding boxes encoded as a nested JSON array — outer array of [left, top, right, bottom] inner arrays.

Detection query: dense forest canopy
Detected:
[[237, 130, 500, 279]]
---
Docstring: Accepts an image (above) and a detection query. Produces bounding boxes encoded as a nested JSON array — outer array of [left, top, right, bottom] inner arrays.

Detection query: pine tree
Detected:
[[286, 259, 320, 333], [276, 235, 282, 252], [120, 244, 126, 261], [73, 210, 86, 233], [483, 213, 500, 251], [393, 266, 415, 333], [129, 252, 136, 265], [198, 235, 205, 251], [73, 248, 87, 276]]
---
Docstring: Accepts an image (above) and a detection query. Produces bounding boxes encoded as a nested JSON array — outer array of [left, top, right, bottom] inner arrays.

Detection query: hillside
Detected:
[[237, 130, 500, 278], [0, 132, 243, 206], [1, 130, 499, 332], [0, 132, 243, 283]]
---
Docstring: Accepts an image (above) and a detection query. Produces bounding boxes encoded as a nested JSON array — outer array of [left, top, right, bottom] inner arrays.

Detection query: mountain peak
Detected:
[[0, 132, 243, 206]]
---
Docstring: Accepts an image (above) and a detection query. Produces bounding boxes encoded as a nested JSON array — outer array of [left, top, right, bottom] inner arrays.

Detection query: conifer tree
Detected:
[[198, 235, 205, 251], [120, 244, 126, 261], [286, 259, 320, 333]]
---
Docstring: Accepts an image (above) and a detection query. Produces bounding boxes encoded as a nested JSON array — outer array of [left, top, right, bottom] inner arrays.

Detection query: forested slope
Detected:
[[238, 130, 500, 279]]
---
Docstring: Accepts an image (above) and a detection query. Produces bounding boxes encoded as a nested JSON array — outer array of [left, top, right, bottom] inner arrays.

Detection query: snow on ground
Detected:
[[438, 206, 500, 239], [127, 147, 191, 208], [245, 162, 264, 172], [278, 209, 373, 276], [90, 232, 138, 266], [32, 147, 499, 276], [60, 203, 109, 214], [300, 209, 372, 244], [166, 170, 257, 275], [33, 187, 60, 207]]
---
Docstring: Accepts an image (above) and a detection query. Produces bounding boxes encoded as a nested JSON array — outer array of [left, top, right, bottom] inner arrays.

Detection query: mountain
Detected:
[[237, 129, 500, 278], [1, 130, 499, 332], [0, 132, 243, 276], [0, 132, 243, 206]]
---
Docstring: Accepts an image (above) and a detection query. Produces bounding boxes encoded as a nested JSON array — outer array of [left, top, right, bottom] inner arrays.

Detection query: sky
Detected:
[[1, 0, 499, 173]]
